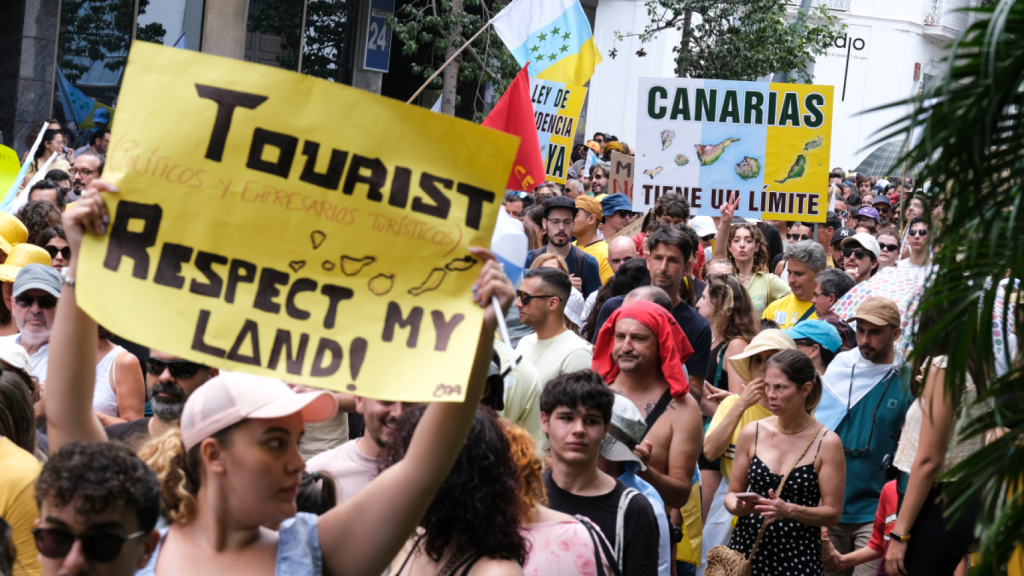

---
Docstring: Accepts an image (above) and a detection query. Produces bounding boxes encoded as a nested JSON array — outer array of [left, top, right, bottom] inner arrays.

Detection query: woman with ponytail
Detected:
[[46, 178, 517, 576]]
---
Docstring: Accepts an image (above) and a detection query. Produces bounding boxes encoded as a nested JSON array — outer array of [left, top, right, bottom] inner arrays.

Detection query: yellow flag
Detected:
[[77, 42, 518, 402]]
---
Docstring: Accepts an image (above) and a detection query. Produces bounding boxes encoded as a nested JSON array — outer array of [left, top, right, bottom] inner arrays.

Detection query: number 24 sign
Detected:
[[363, 0, 395, 73]]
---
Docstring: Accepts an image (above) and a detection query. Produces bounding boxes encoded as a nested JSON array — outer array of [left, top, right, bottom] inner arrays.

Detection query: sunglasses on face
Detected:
[[33, 527, 146, 563], [843, 247, 871, 260], [517, 290, 558, 306], [879, 243, 899, 252], [14, 294, 57, 309], [876, 206, 890, 214], [613, 210, 632, 219], [144, 357, 205, 379], [787, 233, 812, 242], [45, 245, 71, 260], [908, 229, 928, 237]]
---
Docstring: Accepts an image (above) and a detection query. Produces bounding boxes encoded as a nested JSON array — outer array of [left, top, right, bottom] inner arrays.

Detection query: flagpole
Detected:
[[406, 21, 494, 105]]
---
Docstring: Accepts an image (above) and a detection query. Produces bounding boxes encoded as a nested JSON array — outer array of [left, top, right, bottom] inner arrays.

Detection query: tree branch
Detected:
[[460, 36, 499, 78]]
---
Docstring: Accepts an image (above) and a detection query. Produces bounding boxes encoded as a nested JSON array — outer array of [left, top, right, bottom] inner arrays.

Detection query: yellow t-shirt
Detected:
[[761, 293, 816, 330], [0, 437, 43, 576], [574, 239, 614, 284], [706, 394, 773, 479]]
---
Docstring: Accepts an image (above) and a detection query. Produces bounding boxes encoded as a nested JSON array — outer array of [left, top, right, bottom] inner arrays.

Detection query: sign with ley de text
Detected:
[[77, 42, 518, 402], [529, 78, 586, 184]]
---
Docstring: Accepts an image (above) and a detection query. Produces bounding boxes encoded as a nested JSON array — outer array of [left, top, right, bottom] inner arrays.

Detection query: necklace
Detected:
[[531, 326, 566, 364], [776, 415, 815, 436]]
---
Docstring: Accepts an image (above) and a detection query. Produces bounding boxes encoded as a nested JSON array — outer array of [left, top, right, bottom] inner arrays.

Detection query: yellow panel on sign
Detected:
[[76, 42, 518, 402], [530, 79, 586, 184]]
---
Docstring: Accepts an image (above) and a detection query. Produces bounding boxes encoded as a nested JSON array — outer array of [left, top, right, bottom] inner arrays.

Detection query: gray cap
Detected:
[[13, 263, 62, 299], [600, 395, 648, 471]]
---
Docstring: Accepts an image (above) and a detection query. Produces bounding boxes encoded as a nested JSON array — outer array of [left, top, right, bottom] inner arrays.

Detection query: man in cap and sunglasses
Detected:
[[104, 351, 219, 443], [815, 296, 913, 576], [33, 441, 161, 576], [2, 263, 62, 380]]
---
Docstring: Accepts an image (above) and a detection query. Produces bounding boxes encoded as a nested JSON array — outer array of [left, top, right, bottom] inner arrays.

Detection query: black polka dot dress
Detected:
[[727, 424, 826, 576]]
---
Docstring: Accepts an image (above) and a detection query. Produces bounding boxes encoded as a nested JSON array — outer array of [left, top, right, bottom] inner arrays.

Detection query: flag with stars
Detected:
[[492, 0, 602, 86]]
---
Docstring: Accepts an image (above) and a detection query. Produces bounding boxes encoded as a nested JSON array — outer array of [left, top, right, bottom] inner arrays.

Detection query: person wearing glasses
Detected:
[[524, 195, 603, 298], [871, 196, 894, 227], [26, 129, 73, 180], [874, 227, 901, 270], [69, 150, 104, 202], [0, 263, 59, 382], [503, 190, 534, 221], [34, 226, 70, 271], [514, 267, 593, 387], [32, 441, 161, 576], [841, 233, 881, 285], [897, 218, 931, 269], [815, 297, 912, 576], [103, 351, 220, 444]]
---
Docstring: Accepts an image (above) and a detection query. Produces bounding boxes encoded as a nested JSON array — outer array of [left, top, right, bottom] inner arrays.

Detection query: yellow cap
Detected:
[[0, 213, 28, 257], [0, 244, 52, 283]]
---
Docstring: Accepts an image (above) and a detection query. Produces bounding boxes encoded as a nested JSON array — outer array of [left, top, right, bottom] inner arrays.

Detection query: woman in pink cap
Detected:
[[44, 178, 517, 576]]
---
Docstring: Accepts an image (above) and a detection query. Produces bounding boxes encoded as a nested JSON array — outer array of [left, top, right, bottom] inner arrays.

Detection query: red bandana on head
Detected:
[[591, 300, 695, 399]]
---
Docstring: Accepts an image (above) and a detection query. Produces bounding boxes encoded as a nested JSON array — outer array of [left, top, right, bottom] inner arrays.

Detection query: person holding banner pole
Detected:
[[45, 179, 517, 576]]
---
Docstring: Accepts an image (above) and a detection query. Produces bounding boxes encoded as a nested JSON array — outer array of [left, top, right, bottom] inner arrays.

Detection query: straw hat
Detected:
[[0, 244, 52, 283], [0, 213, 28, 256], [728, 329, 797, 384]]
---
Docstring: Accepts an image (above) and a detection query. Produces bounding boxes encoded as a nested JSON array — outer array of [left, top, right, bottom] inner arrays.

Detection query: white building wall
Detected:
[[587, 0, 963, 171]]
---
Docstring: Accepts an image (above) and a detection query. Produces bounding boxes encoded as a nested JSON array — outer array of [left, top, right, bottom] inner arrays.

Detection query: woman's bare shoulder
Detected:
[[469, 558, 525, 576]]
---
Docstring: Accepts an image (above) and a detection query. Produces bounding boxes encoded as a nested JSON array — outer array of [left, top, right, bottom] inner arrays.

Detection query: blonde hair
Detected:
[[500, 421, 547, 521], [137, 428, 198, 524], [530, 253, 568, 273]]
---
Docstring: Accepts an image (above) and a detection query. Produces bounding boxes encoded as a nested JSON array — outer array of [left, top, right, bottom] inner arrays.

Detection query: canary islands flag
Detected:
[[492, 0, 602, 86]]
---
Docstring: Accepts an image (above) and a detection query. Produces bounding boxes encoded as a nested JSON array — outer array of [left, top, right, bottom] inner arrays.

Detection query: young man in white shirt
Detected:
[[514, 267, 593, 387]]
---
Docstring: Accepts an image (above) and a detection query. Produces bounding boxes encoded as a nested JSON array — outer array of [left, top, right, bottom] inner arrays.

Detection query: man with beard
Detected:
[[104, 351, 220, 443], [592, 227, 711, 404], [305, 397, 420, 502], [69, 150, 103, 202], [524, 195, 603, 298], [815, 296, 913, 576]]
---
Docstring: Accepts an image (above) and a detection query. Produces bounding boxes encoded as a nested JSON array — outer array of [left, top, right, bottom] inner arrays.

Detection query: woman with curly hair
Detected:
[[714, 195, 789, 316], [502, 421, 613, 576], [383, 407, 527, 575], [581, 257, 650, 342]]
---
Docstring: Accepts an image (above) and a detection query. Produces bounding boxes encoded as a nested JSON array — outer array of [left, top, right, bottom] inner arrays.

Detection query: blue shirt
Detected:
[[525, 245, 603, 298]]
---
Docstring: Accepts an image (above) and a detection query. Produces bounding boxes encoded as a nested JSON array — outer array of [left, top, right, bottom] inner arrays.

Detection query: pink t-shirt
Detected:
[[305, 439, 379, 504], [521, 520, 612, 576]]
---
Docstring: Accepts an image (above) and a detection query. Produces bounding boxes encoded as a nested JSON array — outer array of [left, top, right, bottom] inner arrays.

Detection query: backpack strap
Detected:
[[572, 246, 586, 280], [711, 344, 728, 390], [639, 390, 673, 442], [575, 515, 622, 576], [615, 487, 641, 571]]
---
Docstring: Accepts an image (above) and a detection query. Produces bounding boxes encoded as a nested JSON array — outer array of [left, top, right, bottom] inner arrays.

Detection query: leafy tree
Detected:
[[619, 0, 844, 82], [877, 0, 1024, 572], [244, 0, 358, 82], [59, 0, 165, 83], [387, 0, 521, 119]]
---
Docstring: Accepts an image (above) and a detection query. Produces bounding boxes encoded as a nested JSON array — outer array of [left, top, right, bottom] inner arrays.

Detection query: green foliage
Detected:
[[245, 0, 358, 81], [875, 1, 1024, 572], [622, 0, 844, 82], [59, 0, 165, 83], [386, 0, 522, 114]]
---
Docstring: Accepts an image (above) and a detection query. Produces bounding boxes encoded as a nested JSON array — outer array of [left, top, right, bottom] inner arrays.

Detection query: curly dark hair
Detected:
[[36, 441, 161, 532], [380, 407, 528, 565], [582, 258, 650, 342], [726, 222, 770, 273], [16, 201, 63, 245], [654, 194, 690, 222]]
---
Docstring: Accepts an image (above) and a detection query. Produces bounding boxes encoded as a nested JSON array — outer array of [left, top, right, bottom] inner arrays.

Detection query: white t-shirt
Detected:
[[897, 258, 929, 269], [305, 439, 379, 504], [0, 334, 48, 381], [514, 329, 593, 387]]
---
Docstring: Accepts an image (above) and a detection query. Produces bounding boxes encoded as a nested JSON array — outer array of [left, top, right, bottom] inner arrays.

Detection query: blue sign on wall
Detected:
[[363, 0, 395, 73]]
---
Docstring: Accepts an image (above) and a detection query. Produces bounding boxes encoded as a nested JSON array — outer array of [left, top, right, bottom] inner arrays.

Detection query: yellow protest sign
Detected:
[[0, 145, 22, 195], [530, 79, 586, 184], [77, 42, 518, 402]]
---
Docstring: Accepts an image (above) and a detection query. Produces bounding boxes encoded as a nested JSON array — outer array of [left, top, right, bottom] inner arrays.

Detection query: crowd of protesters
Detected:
[[0, 120, 1001, 576]]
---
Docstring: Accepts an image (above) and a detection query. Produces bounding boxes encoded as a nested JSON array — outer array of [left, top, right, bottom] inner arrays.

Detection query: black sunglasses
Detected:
[[613, 210, 633, 218], [875, 206, 890, 214], [908, 229, 928, 237], [879, 243, 899, 252], [45, 245, 71, 260], [843, 247, 872, 260], [517, 290, 558, 306], [14, 293, 57, 309], [33, 527, 146, 563], [144, 357, 205, 379], [788, 233, 812, 242]]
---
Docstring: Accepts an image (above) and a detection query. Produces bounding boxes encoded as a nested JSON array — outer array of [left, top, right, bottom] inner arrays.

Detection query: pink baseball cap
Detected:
[[180, 372, 338, 450]]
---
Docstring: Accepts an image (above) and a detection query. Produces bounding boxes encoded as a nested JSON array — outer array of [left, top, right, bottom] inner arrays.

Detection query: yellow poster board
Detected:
[[529, 79, 586, 184], [77, 42, 518, 402]]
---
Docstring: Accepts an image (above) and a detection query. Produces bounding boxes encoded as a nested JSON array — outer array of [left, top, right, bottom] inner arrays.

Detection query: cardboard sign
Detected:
[[0, 146, 21, 196], [530, 78, 586, 184], [609, 151, 634, 199], [635, 78, 833, 222], [77, 42, 518, 402]]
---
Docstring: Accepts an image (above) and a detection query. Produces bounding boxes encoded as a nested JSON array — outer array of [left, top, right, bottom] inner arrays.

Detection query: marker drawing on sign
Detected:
[[409, 268, 447, 296], [341, 255, 376, 276], [444, 256, 477, 272]]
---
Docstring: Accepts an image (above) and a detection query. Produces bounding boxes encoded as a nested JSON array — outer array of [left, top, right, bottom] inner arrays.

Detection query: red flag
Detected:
[[483, 64, 544, 192]]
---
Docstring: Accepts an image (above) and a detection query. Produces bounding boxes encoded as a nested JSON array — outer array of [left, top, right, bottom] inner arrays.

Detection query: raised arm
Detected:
[[704, 380, 764, 460], [713, 193, 739, 259], [45, 179, 115, 451], [318, 248, 514, 576]]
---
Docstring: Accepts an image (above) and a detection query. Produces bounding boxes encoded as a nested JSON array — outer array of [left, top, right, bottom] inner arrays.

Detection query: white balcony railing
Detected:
[[923, 0, 974, 36]]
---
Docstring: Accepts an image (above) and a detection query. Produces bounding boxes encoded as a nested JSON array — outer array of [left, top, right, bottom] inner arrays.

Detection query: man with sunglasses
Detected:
[[897, 218, 931, 269], [104, 352, 219, 443], [502, 190, 533, 221], [600, 193, 635, 238], [871, 196, 893, 227], [841, 233, 881, 285], [815, 297, 912, 576], [3, 264, 62, 381], [33, 441, 160, 576], [514, 267, 593, 387]]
